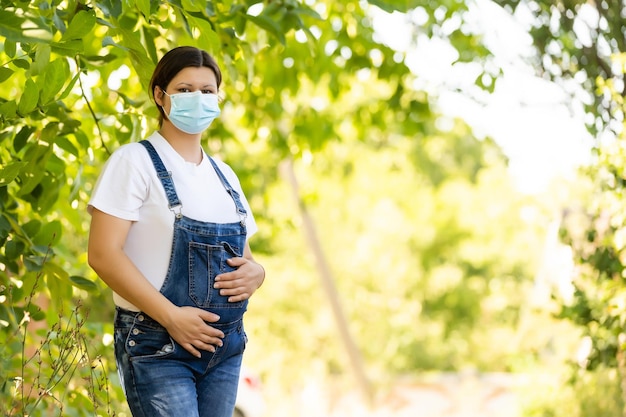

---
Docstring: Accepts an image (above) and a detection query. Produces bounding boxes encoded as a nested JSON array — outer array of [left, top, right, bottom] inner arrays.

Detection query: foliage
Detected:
[[520, 366, 624, 417], [492, 0, 625, 137], [556, 100, 626, 412], [0, 251, 122, 416], [492, 0, 626, 413], [0, 0, 558, 414], [243, 124, 558, 399]]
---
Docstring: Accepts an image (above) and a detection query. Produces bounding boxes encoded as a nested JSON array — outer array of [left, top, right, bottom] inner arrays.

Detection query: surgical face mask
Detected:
[[162, 90, 221, 134]]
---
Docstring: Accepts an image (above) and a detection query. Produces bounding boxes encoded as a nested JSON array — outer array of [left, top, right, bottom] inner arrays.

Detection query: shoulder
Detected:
[[96, 141, 157, 189], [110, 141, 152, 162], [209, 156, 235, 174], [109, 131, 164, 161], [208, 156, 242, 184], [102, 141, 157, 178]]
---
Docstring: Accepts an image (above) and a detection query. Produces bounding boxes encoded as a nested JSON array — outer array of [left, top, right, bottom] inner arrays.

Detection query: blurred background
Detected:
[[1, 0, 625, 416]]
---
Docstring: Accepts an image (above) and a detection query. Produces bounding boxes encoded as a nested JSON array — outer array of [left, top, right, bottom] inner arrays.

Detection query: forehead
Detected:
[[169, 66, 217, 87]]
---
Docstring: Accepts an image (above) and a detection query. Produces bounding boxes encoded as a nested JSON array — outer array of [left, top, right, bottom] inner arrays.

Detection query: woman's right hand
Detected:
[[162, 306, 225, 358]]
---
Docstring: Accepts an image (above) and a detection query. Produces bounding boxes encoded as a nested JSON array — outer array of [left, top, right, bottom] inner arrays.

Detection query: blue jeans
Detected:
[[114, 308, 247, 417]]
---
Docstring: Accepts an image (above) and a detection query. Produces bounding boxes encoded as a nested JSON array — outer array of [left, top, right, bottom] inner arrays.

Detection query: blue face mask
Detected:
[[162, 90, 221, 134]]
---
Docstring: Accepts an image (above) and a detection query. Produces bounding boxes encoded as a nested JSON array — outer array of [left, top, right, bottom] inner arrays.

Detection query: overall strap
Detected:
[[207, 157, 247, 225], [139, 140, 183, 217]]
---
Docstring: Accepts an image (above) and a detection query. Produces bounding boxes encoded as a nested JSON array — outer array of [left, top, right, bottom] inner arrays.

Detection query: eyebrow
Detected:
[[175, 82, 216, 88]]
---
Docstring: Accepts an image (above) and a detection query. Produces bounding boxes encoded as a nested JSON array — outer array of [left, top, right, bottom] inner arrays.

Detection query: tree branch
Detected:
[[74, 56, 110, 156]]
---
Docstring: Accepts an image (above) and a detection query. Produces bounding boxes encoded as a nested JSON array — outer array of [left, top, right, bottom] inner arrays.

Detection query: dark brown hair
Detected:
[[150, 46, 222, 125]]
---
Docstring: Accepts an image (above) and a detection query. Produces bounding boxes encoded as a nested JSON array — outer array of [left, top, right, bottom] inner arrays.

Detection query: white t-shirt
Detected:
[[88, 132, 258, 311]]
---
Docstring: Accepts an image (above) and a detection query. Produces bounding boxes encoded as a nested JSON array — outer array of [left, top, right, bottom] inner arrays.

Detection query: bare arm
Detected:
[[214, 241, 265, 302], [87, 208, 224, 357]]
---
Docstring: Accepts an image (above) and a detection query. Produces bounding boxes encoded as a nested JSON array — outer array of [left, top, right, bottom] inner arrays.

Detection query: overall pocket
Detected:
[[188, 241, 245, 309], [124, 318, 177, 362]]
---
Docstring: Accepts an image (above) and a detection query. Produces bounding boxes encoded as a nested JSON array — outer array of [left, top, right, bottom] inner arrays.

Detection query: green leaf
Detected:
[[40, 59, 69, 104], [368, 0, 422, 13], [143, 26, 159, 63], [234, 14, 247, 35], [32, 43, 51, 76], [135, 0, 151, 16], [115, 90, 145, 107], [4, 240, 25, 261], [0, 67, 14, 84], [55, 136, 79, 157], [82, 54, 120, 65], [18, 145, 50, 196], [52, 10, 67, 33], [22, 219, 42, 237], [44, 261, 69, 282], [281, 11, 303, 32], [73, 130, 90, 149], [18, 78, 40, 115], [30, 309, 47, 321], [102, 36, 129, 51], [50, 40, 84, 55], [474, 71, 496, 93], [118, 28, 155, 89], [293, 4, 323, 20], [58, 73, 80, 100], [40, 122, 60, 144], [62, 10, 96, 41], [14, 126, 35, 153], [246, 14, 286, 45], [97, 0, 123, 19], [187, 16, 220, 52], [0, 162, 27, 186], [46, 267, 73, 310], [34, 220, 62, 247], [13, 59, 30, 70], [0, 214, 10, 238], [0, 11, 53, 43], [70, 276, 99, 292], [4, 38, 16, 57], [0, 100, 17, 119], [182, 0, 205, 12]]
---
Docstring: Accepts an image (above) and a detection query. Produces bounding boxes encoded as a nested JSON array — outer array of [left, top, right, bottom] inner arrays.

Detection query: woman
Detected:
[[88, 46, 265, 417]]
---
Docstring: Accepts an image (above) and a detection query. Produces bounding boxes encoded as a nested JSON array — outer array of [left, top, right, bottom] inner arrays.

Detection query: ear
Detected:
[[154, 86, 164, 107]]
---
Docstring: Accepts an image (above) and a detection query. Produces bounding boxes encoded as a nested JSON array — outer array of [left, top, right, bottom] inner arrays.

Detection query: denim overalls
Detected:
[[113, 140, 248, 417]]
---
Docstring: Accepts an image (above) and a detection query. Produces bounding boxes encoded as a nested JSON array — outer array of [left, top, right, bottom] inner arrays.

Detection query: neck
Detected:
[[158, 123, 203, 164]]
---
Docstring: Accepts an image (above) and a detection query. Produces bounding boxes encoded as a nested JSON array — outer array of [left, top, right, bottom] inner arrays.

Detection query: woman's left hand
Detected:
[[214, 256, 265, 302]]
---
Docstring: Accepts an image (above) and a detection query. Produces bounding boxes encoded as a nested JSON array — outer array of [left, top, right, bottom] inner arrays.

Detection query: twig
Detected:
[[74, 56, 110, 155]]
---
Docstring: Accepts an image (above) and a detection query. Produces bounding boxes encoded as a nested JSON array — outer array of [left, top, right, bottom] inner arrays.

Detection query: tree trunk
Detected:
[[281, 158, 374, 404]]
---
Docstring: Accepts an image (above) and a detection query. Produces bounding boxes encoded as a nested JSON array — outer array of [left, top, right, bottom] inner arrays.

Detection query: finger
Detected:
[[197, 308, 221, 323], [189, 341, 217, 355], [194, 338, 222, 351], [215, 277, 240, 290], [226, 257, 247, 267], [228, 292, 251, 303], [218, 284, 245, 296], [182, 343, 202, 358], [201, 334, 224, 347], [215, 270, 238, 284], [204, 327, 225, 340]]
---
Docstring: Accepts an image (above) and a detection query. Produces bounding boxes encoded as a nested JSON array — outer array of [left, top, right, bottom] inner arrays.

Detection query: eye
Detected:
[[178, 88, 191, 93], [201, 89, 217, 95]]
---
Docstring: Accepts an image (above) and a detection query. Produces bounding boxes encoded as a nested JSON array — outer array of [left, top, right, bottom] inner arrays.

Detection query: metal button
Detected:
[[132, 328, 140, 335], [138, 315, 144, 321], [128, 340, 136, 347]]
